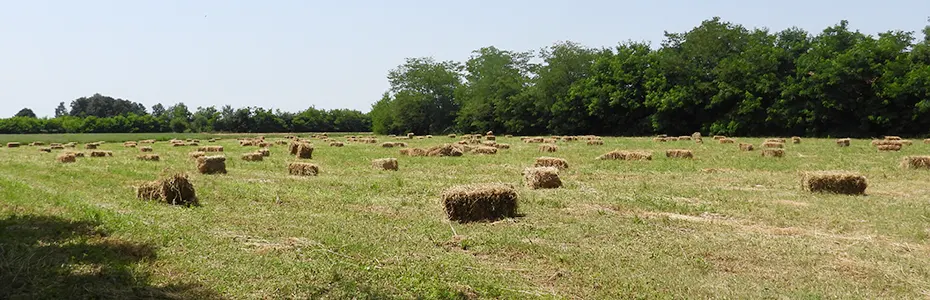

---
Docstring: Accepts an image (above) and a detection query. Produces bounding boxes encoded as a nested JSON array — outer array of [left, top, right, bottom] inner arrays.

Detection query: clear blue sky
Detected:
[[1, 0, 928, 118]]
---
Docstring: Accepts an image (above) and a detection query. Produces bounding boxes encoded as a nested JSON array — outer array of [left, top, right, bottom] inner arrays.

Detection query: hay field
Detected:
[[1, 134, 930, 299]]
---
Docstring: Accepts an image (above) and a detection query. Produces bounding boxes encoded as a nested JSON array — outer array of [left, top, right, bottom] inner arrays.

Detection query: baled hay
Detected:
[[718, 138, 736, 144], [447, 134, 457, 138], [505, 134, 513, 138], [427, 144, 464, 157], [666, 149, 694, 159], [240, 140, 255, 146], [258, 148, 270, 157], [90, 151, 112, 157], [486, 135, 496, 141], [172, 143, 186, 147], [441, 183, 518, 223], [871, 140, 902, 147], [29, 141, 45, 146], [65, 142, 77, 148], [901, 140, 913, 146], [762, 142, 785, 149], [288, 162, 319, 176], [329, 142, 344, 147], [901, 156, 930, 169], [524, 137, 544, 143], [275, 140, 289, 145], [38, 147, 51, 153], [802, 172, 867, 195], [653, 137, 667, 142], [597, 150, 653, 161], [481, 141, 497, 146], [586, 140, 604, 145], [694, 138, 703, 144], [400, 148, 429, 157], [257, 142, 272, 148], [713, 135, 726, 140], [543, 138, 558, 144], [924, 139, 930, 144], [534, 157, 569, 170], [199, 146, 224, 152], [140, 140, 156, 144], [667, 137, 680, 141], [7, 142, 20, 148], [50, 145, 64, 150], [836, 138, 851, 147], [472, 146, 498, 154], [523, 167, 562, 189], [761, 149, 785, 158], [140, 146, 154, 152], [136, 173, 197, 206], [791, 136, 801, 144], [493, 143, 511, 149], [538, 144, 558, 153], [296, 143, 314, 159], [69, 152, 85, 158], [137, 154, 160, 162], [85, 143, 98, 149], [289, 142, 300, 155], [486, 131, 494, 136], [765, 138, 787, 143], [426, 135, 433, 139], [878, 144, 902, 151], [56, 153, 76, 163], [196, 156, 227, 174], [49, 143, 62, 147], [678, 136, 692, 141], [189, 151, 206, 159], [692, 132, 702, 139], [209, 138, 217, 143], [884, 136, 902, 141], [241, 153, 264, 161], [739, 143, 754, 151], [372, 158, 399, 171], [124, 142, 137, 148]]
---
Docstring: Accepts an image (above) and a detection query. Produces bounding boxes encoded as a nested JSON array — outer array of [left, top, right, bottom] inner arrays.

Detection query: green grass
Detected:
[[2, 135, 930, 299]]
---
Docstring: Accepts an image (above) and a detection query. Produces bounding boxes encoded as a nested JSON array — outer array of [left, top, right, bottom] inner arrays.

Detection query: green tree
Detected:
[[385, 57, 462, 134], [15, 108, 37, 118], [455, 46, 535, 134], [54, 102, 69, 118]]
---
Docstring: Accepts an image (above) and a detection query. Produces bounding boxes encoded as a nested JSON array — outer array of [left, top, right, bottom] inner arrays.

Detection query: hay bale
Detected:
[[441, 183, 518, 223], [901, 140, 913, 146], [38, 147, 51, 153], [29, 141, 45, 146], [90, 151, 111, 157], [69, 152, 85, 158], [56, 153, 76, 163], [288, 162, 319, 176], [534, 157, 569, 170], [447, 134, 457, 138], [523, 167, 562, 189], [427, 144, 464, 157], [924, 139, 930, 144], [884, 136, 902, 141], [596, 150, 652, 161], [137, 154, 160, 162], [486, 135, 496, 141], [372, 158, 398, 171], [653, 137, 667, 142], [242, 153, 264, 162], [140, 146, 154, 152], [802, 172, 867, 195], [837, 138, 851, 147], [713, 135, 726, 140], [586, 140, 604, 145], [665, 149, 694, 159], [196, 156, 227, 174], [694, 138, 703, 144], [473, 146, 498, 154], [124, 142, 137, 148], [136, 173, 197, 206], [85, 143, 98, 149], [494, 143, 511, 150], [871, 140, 902, 147], [762, 142, 785, 149], [718, 138, 735, 144], [878, 144, 902, 151], [50, 145, 64, 150], [400, 148, 429, 157], [678, 136, 692, 141], [791, 136, 801, 144], [140, 140, 156, 144], [901, 156, 930, 169], [64, 142, 77, 148], [296, 143, 314, 159], [739, 143, 754, 151], [6, 142, 20, 148], [257, 142, 272, 148], [765, 138, 787, 143], [258, 148, 270, 157], [692, 132, 702, 139], [761, 149, 784, 158], [189, 151, 206, 159], [199, 146, 224, 152], [538, 144, 558, 153]]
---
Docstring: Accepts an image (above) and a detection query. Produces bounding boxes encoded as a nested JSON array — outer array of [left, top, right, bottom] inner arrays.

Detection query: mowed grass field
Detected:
[[2, 134, 930, 299]]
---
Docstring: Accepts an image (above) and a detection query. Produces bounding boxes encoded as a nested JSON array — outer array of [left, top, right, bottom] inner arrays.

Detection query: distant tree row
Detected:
[[372, 18, 930, 137], [1, 94, 370, 134]]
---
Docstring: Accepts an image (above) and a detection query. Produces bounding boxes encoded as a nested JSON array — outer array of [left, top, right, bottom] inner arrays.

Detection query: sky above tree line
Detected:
[[1, 0, 928, 118]]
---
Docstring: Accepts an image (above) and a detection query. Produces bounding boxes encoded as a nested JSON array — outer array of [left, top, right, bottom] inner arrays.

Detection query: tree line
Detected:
[[1, 94, 370, 134], [372, 18, 930, 138]]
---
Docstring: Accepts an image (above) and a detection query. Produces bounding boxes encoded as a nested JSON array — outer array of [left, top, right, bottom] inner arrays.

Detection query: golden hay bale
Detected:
[[372, 158, 399, 171], [441, 183, 518, 223], [524, 137, 544, 143], [653, 137, 667, 142], [29, 141, 45, 146], [692, 132, 702, 139], [38, 147, 51, 153], [189, 151, 206, 159], [296, 143, 314, 159], [448, 134, 457, 138], [694, 138, 703, 144], [85, 143, 98, 149], [761, 149, 785, 158], [257, 142, 272, 148], [718, 138, 735, 144], [136, 154, 160, 162], [136, 173, 197, 206], [49, 143, 62, 147], [472, 146, 498, 154], [901, 156, 930, 169], [678, 136, 692, 141], [666, 149, 694, 159], [791, 136, 801, 144], [878, 144, 902, 151], [240, 140, 255, 147], [242, 153, 264, 162], [523, 167, 562, 189], [901, 140, 913, 146], [124, 142, 137, 148], [802, 172, 867, 195], [542, 138, 558, 144], [765, 138, 787, 143], [538, 144, 558, 153], [871, 140, 902, 146], [140, 146, 154, 152], [534, 157, 569, 170], [172, 143, 186, 147], [258, 148, 270, 157], [884, 136, 902, 141], [199, 146, 224, 152], [924, 139, 930, 144], [494, 143, 511, 149], [586, 140, 604, 145], [56, 153, 76, 163], [597, 150, 652, 161], [288, 142, 300, 155], [739, 143, 754, 151], [667, 137, 680, 141], [140, 140, 156, 144], [486, 135, 496, 141], [400, 148, 429, 157], [836, 138, 851, 147], [50, 145, 64, 150], [288, 162, 319, 176], [64, 142, 77, 148], [712, 135, 726, 140], [329, 142, 344, 147], [762, 142, 785, 149], [427, 144, 464, 157], [90, 151, 112, 157], [6, 142, 21, 148], [68, 152, 85, 158], [196, 156, 227, 174]]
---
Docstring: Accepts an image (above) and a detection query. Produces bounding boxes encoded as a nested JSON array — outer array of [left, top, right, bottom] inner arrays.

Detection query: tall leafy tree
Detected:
[[14, 108, 37, 118], [54, 102, 69, 118], [455, 46, 535, 134], [383, 57, 462, 134]]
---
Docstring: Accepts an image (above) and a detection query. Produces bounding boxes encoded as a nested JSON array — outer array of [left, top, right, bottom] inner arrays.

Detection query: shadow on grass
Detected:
[[0, 214, 223, 299]]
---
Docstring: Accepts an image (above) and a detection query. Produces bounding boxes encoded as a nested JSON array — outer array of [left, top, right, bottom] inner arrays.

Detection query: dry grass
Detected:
[[189, 151, 206, 159], [801, 171, 867, 195], [90, 151, 112, 157], [718, 138, 736, 144], [241, 153, 264, 162], [197, 156, 227, 174], [877, 144, 902, 151], [762, 142, 785, 149], [288, 162, 319, 176], [739, 143, 754, 151], [140, 146, 154, 152], [534, 157, 569, 170], [85, 143, 98, 149], [596, 150, 652, 161], [836, 138, 851, 147], [538, 144, 558, 153], [136, 173, 198, 206], [441, 183, 518, 223], [258, 148, 270, 157], [136, 154, 160, 162], [900, 156, 930, 169], [56, 153, 76, 163], [586, 140, 604, 145], [199, 146, 224, 152], [884, 136, 902, 140], [329, 142, 344, 147], [296, 143, 314, 159], [665, 149, 694, 159], [472, 146, 498, 155], [791, 136, 801, 144], [371, 158, 398, 171], [761, 149, 785, 158], [523, 167, 562, 189]]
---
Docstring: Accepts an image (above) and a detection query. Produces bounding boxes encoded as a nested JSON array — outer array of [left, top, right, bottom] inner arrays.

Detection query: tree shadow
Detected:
[[0, 214, 223, 299]]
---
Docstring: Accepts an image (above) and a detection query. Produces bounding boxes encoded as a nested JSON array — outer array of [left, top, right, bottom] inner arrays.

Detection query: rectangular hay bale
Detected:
[[441, 183, 518, 223], [802, 172, 867, 195]]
